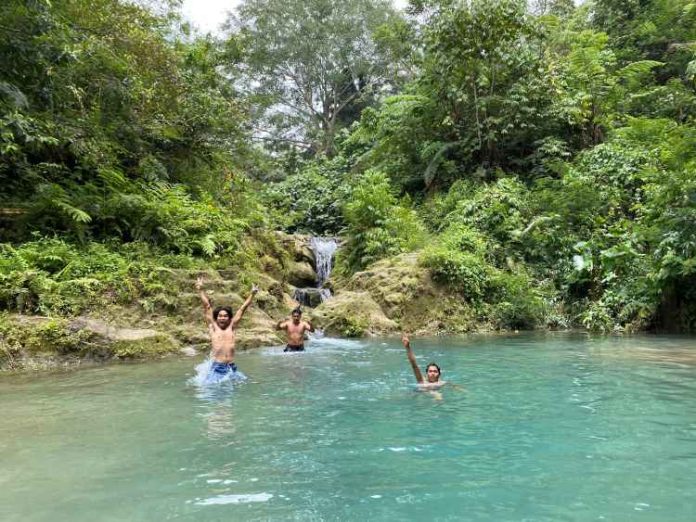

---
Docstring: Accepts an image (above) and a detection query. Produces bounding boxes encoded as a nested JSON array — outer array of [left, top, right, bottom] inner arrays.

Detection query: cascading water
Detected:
[[310, 237, 338, 287], [293, 237, 337, 307]]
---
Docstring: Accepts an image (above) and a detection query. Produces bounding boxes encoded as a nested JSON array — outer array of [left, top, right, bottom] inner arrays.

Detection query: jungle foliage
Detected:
[[2, 0, 696, 334], [261, 0, 696, 332], [0, 0, 259, 253]]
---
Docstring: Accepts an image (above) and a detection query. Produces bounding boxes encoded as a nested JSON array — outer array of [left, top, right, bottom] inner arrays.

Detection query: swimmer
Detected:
[[276, 307, 314, 352], [196, 276, 258, 381], [402, 334, 446, 391]]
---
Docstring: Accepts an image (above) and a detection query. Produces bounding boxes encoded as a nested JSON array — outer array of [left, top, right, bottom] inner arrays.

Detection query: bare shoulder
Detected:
[[417, 381, 447, 391]]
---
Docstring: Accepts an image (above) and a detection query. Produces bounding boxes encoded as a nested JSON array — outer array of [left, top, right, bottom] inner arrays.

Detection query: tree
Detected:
[[0, 0, 251, 245], [349, 0, 561, 190], [227, 0, 399, 155]]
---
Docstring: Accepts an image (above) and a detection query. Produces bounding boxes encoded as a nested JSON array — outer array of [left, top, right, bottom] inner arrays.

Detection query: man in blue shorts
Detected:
[[196, 277, 258, 382]]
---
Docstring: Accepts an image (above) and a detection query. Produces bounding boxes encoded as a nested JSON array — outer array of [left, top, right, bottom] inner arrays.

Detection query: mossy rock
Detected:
[[286, 260, 317, 287], [0, 315, 94, 357], [311, 291, 398, 337], [110, 334, 179, 359], [331, 252, 479, 334]]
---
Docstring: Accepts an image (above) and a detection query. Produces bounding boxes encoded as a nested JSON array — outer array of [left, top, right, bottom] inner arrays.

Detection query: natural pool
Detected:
[[2, 333, 696, 521]]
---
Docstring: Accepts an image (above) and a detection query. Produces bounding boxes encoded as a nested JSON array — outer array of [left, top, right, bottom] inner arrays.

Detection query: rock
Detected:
[[180, 346, 198, 357], [70, 318, 161, 342], [292, 287, 326, 308], [311, 291, 398, 337], [69, 318, 180, 359], [299, 244, 316, 267], [282, 292, 300, 310], [332, 252, 478, 334], [286, 261, 317, 287], [275, 231, 316, 267]]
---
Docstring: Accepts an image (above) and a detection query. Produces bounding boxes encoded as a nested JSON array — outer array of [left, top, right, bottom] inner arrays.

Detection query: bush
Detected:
[[338, 170, 425, 272], [420, 247, 491, 300], [488, 271, 547, 329]]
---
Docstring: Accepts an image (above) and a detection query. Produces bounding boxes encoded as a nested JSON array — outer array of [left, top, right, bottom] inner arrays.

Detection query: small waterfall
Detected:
[[293, 237, 337, 307], [310, 237, 338, 287]]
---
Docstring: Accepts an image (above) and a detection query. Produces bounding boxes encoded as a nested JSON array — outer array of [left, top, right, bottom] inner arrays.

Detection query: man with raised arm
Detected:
[[196, 276, 259, 382], [276, 307, 314, 352], [402, 334, 446, 390]]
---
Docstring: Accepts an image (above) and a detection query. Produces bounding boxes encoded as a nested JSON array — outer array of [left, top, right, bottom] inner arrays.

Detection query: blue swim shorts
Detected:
[[204, 361, 246, 384]]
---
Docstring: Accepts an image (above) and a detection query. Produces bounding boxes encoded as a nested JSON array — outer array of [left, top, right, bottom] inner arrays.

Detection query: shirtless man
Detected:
[[196, 276, 258, 381], [402, 334, 446, 390], [276, 307, 314, 352]]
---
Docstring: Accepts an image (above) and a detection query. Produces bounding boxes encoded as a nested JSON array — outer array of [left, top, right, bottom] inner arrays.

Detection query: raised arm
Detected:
[[231, 284, 259, 327], [276, 319, 288, 331], [402, 335, 424, 384], [304, 320, 315, 333], [195, 277, 213, 325]]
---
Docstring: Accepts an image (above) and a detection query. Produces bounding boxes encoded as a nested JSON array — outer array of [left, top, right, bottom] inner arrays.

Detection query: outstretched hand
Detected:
[[195, 276, 204, 291], [251, 284, 260, 295], [401, 334, 410, 349]]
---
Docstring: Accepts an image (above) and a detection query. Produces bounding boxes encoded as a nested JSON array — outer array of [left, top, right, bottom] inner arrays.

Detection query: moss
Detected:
[[311, 291, 398, 336], [334, 316, 368, 337], [0, 315, 93, 356], [110, 335, 179, 359]]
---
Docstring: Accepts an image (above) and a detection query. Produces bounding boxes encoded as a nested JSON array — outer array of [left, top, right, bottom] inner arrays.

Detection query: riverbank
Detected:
[[1, 233, 566, 372]]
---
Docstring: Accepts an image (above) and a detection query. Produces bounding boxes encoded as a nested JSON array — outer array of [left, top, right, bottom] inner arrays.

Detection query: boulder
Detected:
[[234, 308, 284, 349], [275, 231, 316, 267], [332, 253, 478, 334], [286, 260, 317, 287], [292, 287, 327, 308], [311, 291, 398, 337], [69, 318, 180, 358]]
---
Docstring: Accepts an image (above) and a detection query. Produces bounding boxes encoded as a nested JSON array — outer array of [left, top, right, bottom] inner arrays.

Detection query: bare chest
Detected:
[[210, 327, 236, 347]]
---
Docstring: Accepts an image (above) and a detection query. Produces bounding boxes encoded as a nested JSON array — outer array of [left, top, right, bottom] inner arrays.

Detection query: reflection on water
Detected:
[[200, 401, 237, 441]]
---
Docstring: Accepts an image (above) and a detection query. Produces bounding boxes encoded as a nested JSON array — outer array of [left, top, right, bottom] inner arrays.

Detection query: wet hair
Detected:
[[292, 307, 303, 316], [213, 306, 233, 321], [425, 362, 441, 376]]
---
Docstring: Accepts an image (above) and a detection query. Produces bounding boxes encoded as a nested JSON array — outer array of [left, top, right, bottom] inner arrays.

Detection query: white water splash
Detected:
[[188, 358, 247, 387], [194, 493, 273, 505]]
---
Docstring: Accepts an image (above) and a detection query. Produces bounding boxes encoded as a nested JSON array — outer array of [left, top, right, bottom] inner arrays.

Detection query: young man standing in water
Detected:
[[402, 334, 446, 390], [196, 277, 258, 381], [277, 307, 314, 352]]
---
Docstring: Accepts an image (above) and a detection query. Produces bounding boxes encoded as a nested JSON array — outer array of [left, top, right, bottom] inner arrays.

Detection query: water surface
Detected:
[[2, 333, 696, 521]]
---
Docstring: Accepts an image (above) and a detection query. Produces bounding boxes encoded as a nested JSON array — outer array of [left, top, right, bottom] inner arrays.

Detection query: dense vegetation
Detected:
[[2, 0, 695, 337]]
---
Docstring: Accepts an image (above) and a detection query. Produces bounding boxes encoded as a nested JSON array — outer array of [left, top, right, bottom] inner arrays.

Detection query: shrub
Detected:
[[420, 247, 491, 300], [338, 170, 425, 272], [488, 271, 547, 329]]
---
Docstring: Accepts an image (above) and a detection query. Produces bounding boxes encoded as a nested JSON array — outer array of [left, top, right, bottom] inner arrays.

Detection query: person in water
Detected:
[[196, 276, 258, 381], [402, 334, 445, 390], [276, 307, 314, 352]]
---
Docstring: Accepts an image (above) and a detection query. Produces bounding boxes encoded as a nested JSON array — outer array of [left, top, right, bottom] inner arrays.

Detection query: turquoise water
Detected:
[[2, 333, 696, 521]]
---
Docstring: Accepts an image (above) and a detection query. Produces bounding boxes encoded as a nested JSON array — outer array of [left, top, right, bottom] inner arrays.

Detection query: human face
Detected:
[[291, 312, 301, 324], [216, 310, 231, 329], [426, 364, 440, 383]]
